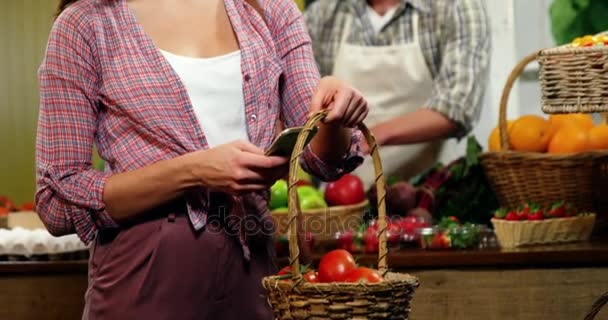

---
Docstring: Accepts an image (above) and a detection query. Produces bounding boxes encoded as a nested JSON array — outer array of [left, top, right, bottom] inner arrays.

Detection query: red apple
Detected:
[[295, 180, 312, 187], [324, 174, 365, 206]]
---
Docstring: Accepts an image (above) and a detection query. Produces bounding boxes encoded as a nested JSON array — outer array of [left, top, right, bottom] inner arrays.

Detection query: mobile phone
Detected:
[[265, 126, 319, 157]]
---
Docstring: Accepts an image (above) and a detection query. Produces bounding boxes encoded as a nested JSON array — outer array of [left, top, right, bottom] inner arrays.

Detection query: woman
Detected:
[[36, 0, 368, 319], [305, 0, 490, 189]]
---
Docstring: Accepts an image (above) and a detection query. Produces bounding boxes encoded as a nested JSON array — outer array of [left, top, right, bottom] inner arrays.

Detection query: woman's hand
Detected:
[[309, 76, 368, 128], [188, 140, 288, 194], [307, 76, 369, 166]]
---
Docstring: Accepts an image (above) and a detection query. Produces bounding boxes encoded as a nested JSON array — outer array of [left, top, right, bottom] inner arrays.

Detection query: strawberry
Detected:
[[518, 204, 531, 217], [504, 210, 523, 221], [526, 206, 545, 221], [546, 201, 568, 219], [493, 208, 508, 219], [430, 232, 450, 249]]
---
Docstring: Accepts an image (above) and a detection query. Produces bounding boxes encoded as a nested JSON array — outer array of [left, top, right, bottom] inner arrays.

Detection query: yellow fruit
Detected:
[[488, 121, 515, 151], [588, 124, 608, 150], [548, 123, 590, 154], [509, 115, 551, 152]]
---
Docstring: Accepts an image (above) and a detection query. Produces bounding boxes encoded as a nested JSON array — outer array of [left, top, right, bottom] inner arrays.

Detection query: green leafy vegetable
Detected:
[[412, 136, 500, 226]]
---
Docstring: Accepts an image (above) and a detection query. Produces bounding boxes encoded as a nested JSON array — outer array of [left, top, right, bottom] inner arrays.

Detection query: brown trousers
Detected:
[[82, 202, 276, 320]]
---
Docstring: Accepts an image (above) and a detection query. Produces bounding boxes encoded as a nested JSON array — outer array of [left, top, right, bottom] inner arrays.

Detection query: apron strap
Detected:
[[340, 15, 353, 46], [411, 11, 420, 43]]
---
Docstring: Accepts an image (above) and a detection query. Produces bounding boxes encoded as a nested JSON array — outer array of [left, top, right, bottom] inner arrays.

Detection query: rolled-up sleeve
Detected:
[[425, 0, 491, 138], [36, 10, 117, 243], [272, 0, 363, 181]]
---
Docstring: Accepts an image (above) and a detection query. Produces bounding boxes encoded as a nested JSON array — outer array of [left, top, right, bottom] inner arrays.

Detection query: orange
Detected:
[[509, 115, 552, 152], [548, 123, 590, 154], [488, 121, 515, 151], [549, 113, 595, 131], [588, 124, 608, 150]]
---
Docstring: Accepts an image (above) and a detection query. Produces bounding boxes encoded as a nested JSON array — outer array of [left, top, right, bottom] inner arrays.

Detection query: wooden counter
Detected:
[[1, 240, 607, 320]]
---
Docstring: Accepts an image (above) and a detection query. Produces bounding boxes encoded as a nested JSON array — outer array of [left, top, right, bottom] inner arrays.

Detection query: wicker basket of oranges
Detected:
[[480, 53, 608, 233]]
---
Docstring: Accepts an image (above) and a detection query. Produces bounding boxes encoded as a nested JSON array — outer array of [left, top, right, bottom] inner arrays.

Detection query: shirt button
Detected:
[[250, 114, 257, 122], [244, 74, 251, 82]]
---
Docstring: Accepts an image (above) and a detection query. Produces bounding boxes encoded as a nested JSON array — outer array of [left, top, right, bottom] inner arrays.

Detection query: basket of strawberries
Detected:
[[491, 201, 596, 248], [261, 111, 419, 320]]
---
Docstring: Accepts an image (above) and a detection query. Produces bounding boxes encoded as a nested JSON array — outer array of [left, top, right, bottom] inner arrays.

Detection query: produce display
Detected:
[[570, 35, 608, 47], [418, 216, 489, 250], [491, 201, 596, 248], [0, 195, 35, 217], [269, 173, 365, 212], [488, 113, 608, 153], [274, 249, 384, 284], [492, 201, 578, 221], [333, 215, 431, 254], [412, 136, 500, 225]]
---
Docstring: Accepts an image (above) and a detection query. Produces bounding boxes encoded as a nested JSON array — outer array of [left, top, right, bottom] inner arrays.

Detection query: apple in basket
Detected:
[[325, 174, 365, 206]]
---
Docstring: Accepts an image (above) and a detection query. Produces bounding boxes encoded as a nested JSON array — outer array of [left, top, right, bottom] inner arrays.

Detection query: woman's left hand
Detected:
[[308, 76, 368, 128]]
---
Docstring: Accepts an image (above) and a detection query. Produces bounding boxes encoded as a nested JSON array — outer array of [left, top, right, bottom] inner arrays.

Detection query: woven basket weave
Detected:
[[538, 32, 608, 114], [491, 213, 595, 248], [479, 53, 608, 232], [262, 111, 419, 320]]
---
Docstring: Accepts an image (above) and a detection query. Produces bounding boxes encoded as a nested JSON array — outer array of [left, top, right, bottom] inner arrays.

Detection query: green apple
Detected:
[[296, 164, 312, 183], [273, 207, 289, 214], [297, 185, 319, 200], [270, 180, 288, 210], [300, 195, 328, 210]]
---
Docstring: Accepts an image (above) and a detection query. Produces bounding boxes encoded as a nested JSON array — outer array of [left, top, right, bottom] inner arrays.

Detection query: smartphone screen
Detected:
[[265, 126, 318, 157]]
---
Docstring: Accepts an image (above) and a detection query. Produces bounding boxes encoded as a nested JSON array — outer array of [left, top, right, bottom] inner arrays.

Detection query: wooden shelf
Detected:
[[277, 237, 608, 270]]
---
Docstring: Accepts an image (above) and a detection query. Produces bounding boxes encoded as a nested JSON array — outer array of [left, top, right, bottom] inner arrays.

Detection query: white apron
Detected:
[[332, 11, 449, 190]]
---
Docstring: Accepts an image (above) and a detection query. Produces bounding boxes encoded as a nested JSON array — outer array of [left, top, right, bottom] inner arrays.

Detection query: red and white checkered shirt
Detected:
[[36, 0, 362, 244]]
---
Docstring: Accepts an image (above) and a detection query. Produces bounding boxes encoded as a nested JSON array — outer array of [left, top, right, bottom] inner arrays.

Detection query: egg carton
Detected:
[[0, 228, 89, 261]]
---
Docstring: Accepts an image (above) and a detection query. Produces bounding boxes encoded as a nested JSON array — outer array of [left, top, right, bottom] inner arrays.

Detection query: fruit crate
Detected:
[[479, 52, 608, 234]]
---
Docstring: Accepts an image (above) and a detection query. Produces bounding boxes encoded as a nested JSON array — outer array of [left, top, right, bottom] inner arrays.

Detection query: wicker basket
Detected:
[[262, 111, 420, 320], [586, 292, 608, 320], [479, 53, 608, 232], [491, 213, 595, 248], [271, 201, 367, 240], [538, 32, 608, 114]]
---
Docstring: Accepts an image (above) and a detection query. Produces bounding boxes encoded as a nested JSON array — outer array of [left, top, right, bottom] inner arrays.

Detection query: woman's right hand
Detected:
[[188, 140, 288, 194]]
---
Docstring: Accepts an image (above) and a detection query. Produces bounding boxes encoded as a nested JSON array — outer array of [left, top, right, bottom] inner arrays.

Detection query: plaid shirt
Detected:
[[36, 0, 362, 245], [305, 0, 491, 135]]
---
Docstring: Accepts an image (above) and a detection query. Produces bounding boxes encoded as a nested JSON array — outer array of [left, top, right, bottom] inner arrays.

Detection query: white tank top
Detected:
[[160, 49, 249, 148]]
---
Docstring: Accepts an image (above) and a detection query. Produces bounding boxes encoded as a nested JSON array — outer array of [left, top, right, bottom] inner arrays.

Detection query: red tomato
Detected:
[[363, 228, 378, 253], [295, 180, 312, 187], [303, 270, 319, 283], [344, 267, 384, 283], [324, 174, 365, 206], [277, 266, 292, 276], [0, 207, 9, 216], [0, 196, 15, 212], [318, 249, 357, 282]]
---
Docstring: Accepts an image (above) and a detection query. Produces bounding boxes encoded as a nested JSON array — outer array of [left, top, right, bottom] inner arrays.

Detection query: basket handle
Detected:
[[584, 292, 608, 320], [498, 52, 540, 151], [287, 110, 388, 280]]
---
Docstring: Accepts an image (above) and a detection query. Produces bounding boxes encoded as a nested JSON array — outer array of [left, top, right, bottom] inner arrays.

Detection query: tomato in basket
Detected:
[[344, 267, 384, 283], [318, 249, 357, 282]]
